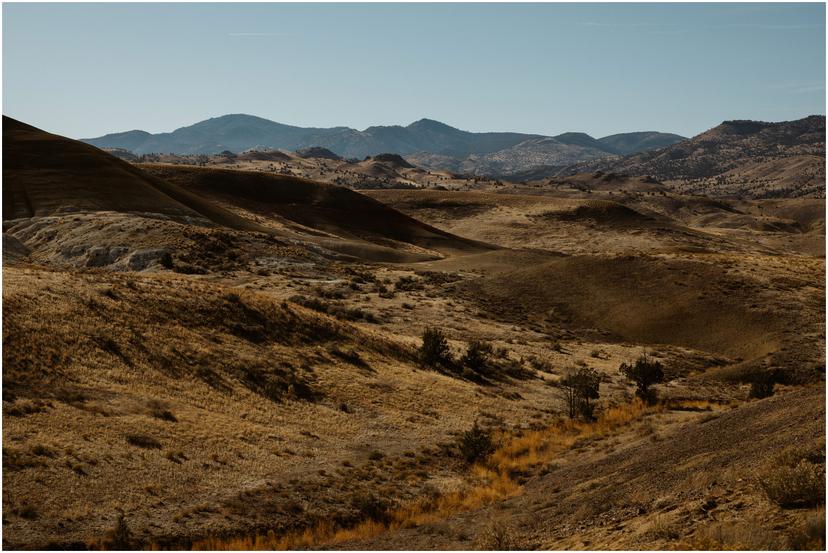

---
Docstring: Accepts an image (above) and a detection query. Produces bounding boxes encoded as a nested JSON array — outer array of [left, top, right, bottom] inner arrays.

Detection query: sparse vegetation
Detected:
[[758, 448, 825, 508], [683, 519, 784, 550], [476, 519, 518, 550], [787, 508, 826, 550], [419, 327, 451, 368], [289, 295, 378, 323], [620, 354, 664, 404], [644, 514, 679, 541], [102, 512, 133, 550], [125, 434, 162, 449], [394, 275, 422, 292], [559, 367, 601, 420], [4, 111, 825, 552], [351, 493, 392, 524], [461, 340, 492, 374], [749, 369, 777, 399], [458, 422, 495, 464]]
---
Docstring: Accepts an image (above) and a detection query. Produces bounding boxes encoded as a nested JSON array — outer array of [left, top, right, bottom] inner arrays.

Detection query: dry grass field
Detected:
[[3, 117, 825, 550]]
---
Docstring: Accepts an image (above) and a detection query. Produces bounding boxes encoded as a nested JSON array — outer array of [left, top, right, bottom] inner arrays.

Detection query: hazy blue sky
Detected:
[[3, 2, 825, 139]]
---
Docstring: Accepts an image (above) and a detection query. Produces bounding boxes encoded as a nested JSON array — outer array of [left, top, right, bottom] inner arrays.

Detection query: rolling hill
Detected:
[[3, 117, 489, 266], [561, 116, 826, 198]]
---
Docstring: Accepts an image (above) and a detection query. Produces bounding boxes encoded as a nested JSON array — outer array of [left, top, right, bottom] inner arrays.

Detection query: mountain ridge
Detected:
[[558, 115, 825, 198], [81, 114, 685, 172]]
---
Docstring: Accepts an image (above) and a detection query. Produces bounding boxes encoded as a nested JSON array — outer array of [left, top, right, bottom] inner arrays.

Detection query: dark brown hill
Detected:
[[2, 116, 264, 232], [140, 164, 493, 255]]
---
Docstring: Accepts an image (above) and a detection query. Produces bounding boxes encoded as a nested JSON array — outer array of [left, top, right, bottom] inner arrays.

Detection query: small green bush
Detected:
[[620, 354, 664, 404], [462, 341, 492, 374], [458, 422, 494, 464], [420, 327, 451, 367], [560, 367, 601, 420]]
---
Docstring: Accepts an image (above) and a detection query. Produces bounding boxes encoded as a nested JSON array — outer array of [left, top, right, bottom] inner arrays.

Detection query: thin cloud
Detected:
[[784, 84, 825, 95], [652, 22, 824, 35], [581, 21, 677, 28], [767, 81, 825, 95], [719, 23, 823, 30], [227, 32, 292, 37], [583, 20, 824, 35]]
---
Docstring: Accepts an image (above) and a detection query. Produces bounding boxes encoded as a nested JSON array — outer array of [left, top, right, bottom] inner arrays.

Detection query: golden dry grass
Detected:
[[190, 398, 670, 550]]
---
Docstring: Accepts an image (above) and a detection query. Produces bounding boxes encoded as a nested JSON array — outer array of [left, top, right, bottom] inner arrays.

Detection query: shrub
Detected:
[[620, 355, 664, 404], [462, 341, 492, 374], [749, 370, 776, 399], [395, 276, 421, 291], [147, 400, 177, 422], [559, 367, 601, 420], [351, 493, 391, 524], [458, 422, 494, 464], [329, 347, 368, 368], [645, 514, 679, 541], [103, 513, 133, 550], [759, 460, 825, 508], [152, 409, 177, 422], [125, 434, 161, 449], [476, 519, 518, 550], [289, 295, 378, 323], [17, 503, 38, 520], [419, 327, 451, 367]]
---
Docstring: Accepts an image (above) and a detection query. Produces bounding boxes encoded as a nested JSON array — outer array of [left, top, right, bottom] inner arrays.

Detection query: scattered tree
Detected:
[[458, 421, 494, 464], [559, 367, 601, 420], [462, 340, 492, 374], [620, 354, 665, 404], [420, 327, 451, 367]]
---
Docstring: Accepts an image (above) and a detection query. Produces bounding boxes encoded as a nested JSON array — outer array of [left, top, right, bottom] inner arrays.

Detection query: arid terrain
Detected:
[[3, 114, 825, 551]]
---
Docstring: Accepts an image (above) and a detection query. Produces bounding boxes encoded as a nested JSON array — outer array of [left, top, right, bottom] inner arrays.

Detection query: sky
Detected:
[[2, 2, 825, 139]]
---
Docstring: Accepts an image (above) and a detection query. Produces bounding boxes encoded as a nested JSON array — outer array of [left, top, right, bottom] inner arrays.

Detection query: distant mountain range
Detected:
[[81, 114, 685, 176]]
